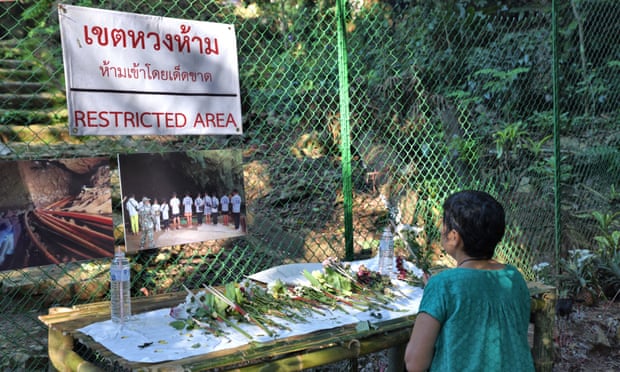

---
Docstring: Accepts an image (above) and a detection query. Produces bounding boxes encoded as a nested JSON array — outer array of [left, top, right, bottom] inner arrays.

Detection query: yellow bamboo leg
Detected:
[[48, 327, 102, 372], [532, 291, 556, 372]]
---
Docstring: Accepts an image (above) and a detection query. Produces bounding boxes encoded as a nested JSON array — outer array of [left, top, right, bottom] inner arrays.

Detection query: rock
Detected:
[[0, 142, 12, 155], [591, 324, 611, 348], [57, 157, 108, 174]]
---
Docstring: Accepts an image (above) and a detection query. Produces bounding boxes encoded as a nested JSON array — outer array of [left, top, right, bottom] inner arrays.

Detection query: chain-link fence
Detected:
[[1, 0, 618, 369]]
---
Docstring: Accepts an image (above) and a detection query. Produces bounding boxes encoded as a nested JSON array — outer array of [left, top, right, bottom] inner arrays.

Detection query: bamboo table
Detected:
[[39, 283, 555, 372]]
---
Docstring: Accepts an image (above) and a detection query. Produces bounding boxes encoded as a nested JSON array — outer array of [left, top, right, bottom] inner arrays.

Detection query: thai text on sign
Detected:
[[58, 4, 242, 136]]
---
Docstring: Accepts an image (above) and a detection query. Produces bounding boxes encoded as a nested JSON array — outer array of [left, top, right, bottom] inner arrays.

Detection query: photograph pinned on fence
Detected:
[[0, 157, 114, 272], [118, 150, 246, 253]]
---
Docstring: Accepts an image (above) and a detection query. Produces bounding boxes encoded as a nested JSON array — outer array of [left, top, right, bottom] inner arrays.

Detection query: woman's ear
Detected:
[[447, 229, 464, 249], [447, 229, 458, 242]]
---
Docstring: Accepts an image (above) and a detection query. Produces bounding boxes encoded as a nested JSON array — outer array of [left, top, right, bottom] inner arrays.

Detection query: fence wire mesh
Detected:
[[0, 0, 618, 369]]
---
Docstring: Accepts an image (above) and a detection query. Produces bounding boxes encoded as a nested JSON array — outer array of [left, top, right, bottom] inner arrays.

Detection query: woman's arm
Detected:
[[404, 312, 441, 372]]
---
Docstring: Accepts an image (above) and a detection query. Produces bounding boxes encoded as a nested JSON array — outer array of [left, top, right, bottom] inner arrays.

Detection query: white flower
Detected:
[[568, 249, 595, 267], [533, 262, 550, 272], [169, 304, 189, 320], [395, 223, 424, 236]]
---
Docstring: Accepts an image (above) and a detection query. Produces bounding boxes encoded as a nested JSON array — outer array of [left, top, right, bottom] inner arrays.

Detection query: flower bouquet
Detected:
[[169, 257, 420, 339]]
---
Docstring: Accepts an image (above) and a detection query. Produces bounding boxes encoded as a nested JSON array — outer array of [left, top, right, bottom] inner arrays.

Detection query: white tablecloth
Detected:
[[78, 256, 423, 363]]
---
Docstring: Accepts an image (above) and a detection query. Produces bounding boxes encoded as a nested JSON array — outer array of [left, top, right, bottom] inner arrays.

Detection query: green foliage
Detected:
[[557, 249, 599, 299], [0, 109, 56, 125], [493, 120, 529, 160], [532, 262, 553, 284], [475, 66, 530, 88], [591, 210, 620, 256], [608, 184, 620, 202], [596, 251, 620, 300], [590, 209, 620, 297], [563, 191, 620, 300], [528, 155, 574, 184], [20, 0, 54, 22], [449, 137, 481, 168], [525, 134, 553, 157]]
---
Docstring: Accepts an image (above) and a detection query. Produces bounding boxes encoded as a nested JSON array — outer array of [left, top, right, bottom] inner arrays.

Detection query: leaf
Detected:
[[225, 282, 241, 303], [169, 320, 186, 330], [594, 236, 611, 249], [303, 269, 322, 287], [591, 211, 607, 228]]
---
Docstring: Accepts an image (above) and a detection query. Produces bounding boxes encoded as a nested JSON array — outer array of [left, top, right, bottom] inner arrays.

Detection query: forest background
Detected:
[[0, 0, 618, 370]]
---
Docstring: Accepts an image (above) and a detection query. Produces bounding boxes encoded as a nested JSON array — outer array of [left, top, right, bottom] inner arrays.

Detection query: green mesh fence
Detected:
[[1, 0, 619, 370]]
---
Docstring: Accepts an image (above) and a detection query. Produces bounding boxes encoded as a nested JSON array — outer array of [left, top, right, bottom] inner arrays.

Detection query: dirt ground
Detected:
[[551, 300, 620, 372]]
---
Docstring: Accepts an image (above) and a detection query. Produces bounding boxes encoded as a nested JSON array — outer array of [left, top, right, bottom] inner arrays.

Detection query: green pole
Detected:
[[552, 0, 562, 276], [336, 0, 354, 260]]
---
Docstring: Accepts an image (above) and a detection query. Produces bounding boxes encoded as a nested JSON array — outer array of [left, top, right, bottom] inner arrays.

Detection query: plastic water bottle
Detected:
[[378, 227, 394, 277], [110, 250, 131, 323]]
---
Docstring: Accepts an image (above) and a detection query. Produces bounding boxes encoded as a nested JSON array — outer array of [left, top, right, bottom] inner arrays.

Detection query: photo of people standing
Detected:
[[118, 151, 246, 253]]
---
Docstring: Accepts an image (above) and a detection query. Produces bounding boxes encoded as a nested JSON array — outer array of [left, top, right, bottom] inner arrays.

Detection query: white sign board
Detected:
[[58, 4, 242, 136]]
